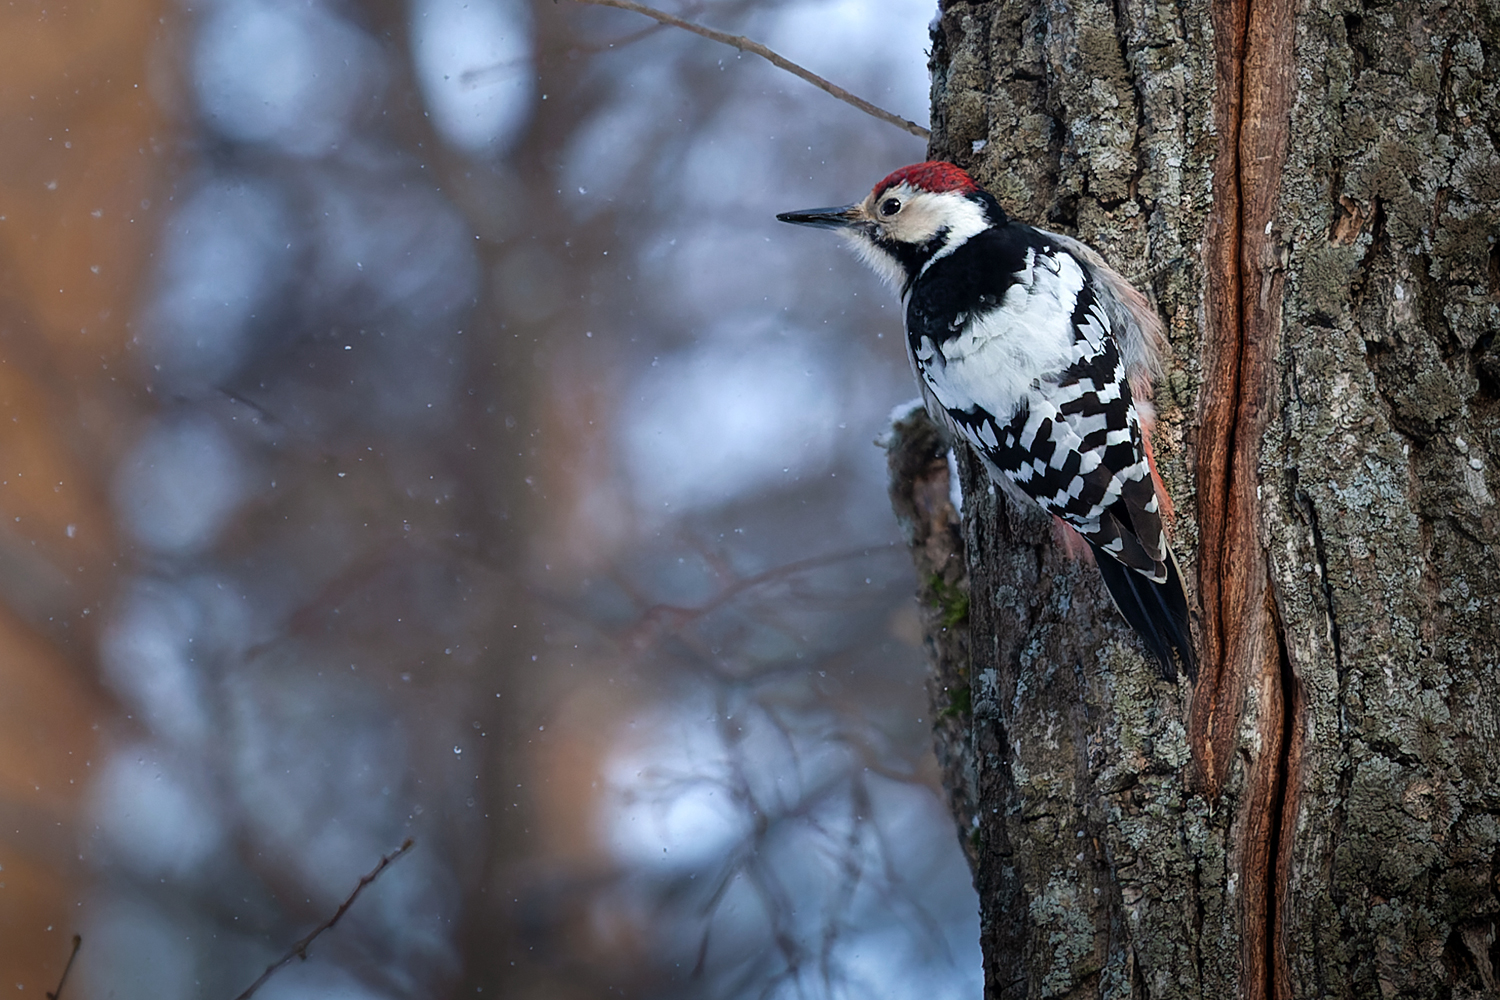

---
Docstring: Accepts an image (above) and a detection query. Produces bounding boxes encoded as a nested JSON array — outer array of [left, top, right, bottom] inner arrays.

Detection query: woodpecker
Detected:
[[778, 161, 1196, 680]]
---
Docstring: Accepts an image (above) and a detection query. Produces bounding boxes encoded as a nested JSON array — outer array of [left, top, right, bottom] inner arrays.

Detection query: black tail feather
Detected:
[[1089, 543, 1197, 681]]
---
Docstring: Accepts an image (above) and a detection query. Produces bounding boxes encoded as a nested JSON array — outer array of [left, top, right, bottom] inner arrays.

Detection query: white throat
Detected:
[[840, 228, 907, 291]]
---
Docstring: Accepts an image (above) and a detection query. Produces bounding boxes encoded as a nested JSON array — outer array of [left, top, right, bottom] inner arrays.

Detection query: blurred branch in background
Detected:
[[46, 935, 82, 1000], [233, 840, 416, 1000], [619, 545, 886, 649], [511, 540, 970, 997], [570, 0, 931, 138]]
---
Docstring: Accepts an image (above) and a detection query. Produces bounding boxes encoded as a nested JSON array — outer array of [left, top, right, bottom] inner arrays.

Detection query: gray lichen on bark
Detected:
[[891, 0, 1500, 997], [1266, 3, 1500, 996]]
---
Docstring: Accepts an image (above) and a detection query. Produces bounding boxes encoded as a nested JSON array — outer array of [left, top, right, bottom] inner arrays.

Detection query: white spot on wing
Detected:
[[1070, 411, 1110, 440]]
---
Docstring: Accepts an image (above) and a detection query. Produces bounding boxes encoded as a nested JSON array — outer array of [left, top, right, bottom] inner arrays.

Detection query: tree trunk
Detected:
[[889, 0, 1500, 996]]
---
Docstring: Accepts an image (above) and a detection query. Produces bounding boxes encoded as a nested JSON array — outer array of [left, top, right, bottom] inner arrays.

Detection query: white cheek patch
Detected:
[[837, 188, 991, 292]]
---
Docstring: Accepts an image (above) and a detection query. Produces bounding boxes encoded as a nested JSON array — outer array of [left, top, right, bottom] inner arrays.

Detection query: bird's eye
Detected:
[[879, 197, 901, 217]]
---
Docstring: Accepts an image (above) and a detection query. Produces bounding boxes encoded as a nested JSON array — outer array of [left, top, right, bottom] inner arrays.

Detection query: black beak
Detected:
[[775, 204, 860, 229]]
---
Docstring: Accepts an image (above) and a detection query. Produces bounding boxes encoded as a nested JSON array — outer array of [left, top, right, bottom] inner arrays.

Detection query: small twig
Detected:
[[570, 0, 929, 139], [459, 57, 530, 89], [622, 545, 888, 646], [45, 935, 81, 1000], [232, 839, 416, 1000], [561, 20, 674, 60], [217, 387, 285, 431]]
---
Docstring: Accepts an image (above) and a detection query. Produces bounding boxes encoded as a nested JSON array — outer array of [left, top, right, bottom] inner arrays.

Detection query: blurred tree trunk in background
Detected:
[[0, 0, 168, 987], [892, 0, 1500, 996]]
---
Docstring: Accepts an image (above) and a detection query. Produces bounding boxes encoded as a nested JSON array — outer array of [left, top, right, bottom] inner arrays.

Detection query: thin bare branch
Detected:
[[626, 545, 890, 643], [570, 0, 930, 139], [564, 20, 673, 60], [45, 935, 81, 1000], [232, 839, 416, 1000]]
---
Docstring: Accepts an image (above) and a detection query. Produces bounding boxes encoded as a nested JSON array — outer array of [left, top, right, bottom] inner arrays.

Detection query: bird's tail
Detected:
[[1089, 541, 1197, 681]]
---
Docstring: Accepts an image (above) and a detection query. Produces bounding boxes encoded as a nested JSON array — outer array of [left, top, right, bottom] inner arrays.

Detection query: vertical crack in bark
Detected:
[[1294, 488, 1345, 678], [1239, 594, 1295, 1000], [1192, 0, 1249, 799], [1196, 0, 1297, 994], [1271, 605, 1303, 1000]]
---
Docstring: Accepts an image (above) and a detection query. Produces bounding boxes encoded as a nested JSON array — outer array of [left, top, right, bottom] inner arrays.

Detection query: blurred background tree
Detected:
[[0, 0, 983, 997]]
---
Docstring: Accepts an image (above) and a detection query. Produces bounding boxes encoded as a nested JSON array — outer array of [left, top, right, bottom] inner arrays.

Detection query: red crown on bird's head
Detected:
[[873, 161, 979, 198]]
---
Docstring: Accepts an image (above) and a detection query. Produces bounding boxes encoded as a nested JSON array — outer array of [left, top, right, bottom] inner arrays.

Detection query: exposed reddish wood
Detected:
[[1237, 598, 1285, 1000], [1194, 0, 1298, 995], [1192, 0, 1249, 801], [1237, 3, 1296, 993]]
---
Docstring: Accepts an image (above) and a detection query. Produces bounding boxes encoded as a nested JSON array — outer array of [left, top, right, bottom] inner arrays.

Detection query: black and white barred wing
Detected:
[[912, 254, 1170, 584]]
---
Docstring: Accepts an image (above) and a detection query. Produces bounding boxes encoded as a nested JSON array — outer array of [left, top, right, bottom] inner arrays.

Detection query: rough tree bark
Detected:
[[887, 1, 1500, 997]]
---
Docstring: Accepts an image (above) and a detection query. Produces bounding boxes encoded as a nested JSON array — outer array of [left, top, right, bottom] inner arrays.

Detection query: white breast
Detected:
[[913, 247, 1086, 420]]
